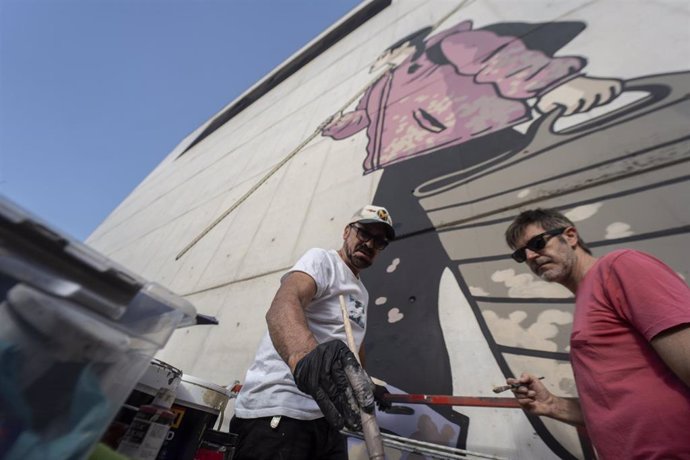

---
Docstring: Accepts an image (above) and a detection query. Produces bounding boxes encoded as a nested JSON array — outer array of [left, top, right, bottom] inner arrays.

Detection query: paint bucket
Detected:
[[101, 359, 183, 449], [129, 359, 184, 404], [143, 359, 184, 392], [156, 374, 232, 460], [108, 367, 231, 460]]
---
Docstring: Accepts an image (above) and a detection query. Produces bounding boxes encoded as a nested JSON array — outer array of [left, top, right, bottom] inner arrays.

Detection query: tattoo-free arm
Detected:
[[266, 271, 319, 373], [651, 324, 690, 387]]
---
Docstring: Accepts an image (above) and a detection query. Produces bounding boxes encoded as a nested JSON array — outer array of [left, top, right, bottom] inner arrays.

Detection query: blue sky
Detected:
[[0, 0, 361, 241]]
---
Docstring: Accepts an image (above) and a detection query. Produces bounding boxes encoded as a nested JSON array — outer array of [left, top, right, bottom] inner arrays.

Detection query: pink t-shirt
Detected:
[[571, 250, 690, 459]]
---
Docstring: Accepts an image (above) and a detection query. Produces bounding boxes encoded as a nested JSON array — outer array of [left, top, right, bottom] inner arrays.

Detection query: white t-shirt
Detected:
[[234, 248, 369, 420]]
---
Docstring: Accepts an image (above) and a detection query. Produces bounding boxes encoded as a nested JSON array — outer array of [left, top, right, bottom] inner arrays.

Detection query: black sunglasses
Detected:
[[349, 224, 389, 250], [511, 227, 568, 263]]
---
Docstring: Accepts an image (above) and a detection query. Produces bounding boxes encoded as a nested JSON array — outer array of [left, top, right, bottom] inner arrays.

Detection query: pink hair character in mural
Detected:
[[322, 20, 622, 173]]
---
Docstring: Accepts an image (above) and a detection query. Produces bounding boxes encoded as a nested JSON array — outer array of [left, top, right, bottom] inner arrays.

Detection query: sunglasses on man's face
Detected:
[[511, 227, 568, 263], [350, 224, 389, 250]]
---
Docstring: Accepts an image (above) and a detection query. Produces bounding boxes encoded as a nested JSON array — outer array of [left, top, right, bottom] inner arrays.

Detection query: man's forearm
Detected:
[[651, 324, 690, 387], [266, 290, 318, 372], [548, 397, 585, 426]]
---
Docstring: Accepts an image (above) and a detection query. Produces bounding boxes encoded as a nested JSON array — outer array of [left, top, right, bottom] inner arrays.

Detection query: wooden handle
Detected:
[[339, 295, 358, 354], [339, 295, 385, 459]]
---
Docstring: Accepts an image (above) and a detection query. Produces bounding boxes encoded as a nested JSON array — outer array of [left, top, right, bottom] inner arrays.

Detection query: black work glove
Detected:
[[373, 384, 392, 412], [293, 340, 375, 431]]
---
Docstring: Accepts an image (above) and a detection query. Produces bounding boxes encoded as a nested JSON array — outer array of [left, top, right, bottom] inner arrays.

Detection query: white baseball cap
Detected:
[[350, 205, 395, 240]]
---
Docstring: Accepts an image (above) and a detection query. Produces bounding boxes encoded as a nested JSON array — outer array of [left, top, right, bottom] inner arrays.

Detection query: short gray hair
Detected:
[[505, 208, 592, 254]]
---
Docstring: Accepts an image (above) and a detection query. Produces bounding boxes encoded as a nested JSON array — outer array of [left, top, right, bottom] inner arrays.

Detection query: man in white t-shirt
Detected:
[[230, 205, 396, 460]]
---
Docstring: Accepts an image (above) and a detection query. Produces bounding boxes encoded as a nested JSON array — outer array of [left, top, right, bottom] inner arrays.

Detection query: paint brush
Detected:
[[492, 376, 544, 394]]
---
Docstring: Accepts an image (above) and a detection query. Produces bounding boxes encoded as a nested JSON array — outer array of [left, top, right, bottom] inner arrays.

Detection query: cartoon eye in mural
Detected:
[[323, 15, 690, 460]]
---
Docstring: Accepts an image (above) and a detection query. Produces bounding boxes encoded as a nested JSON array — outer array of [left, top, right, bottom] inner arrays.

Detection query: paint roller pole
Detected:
[[339, 295, 385, 460]]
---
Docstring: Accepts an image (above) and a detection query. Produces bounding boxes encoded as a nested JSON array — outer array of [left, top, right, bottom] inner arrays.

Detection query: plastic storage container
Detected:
[[0, 197, 197, 460]]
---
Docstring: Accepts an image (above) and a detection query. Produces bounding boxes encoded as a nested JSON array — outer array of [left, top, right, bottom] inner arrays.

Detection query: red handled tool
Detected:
[[382, 393, 522, 409]]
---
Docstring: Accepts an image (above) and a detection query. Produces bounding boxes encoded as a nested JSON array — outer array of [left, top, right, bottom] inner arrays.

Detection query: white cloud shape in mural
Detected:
[[387, 308, 404, 323], [483, 308, 572, 352], [605, 222, 634, 239], [375, 296, 387, 305], [492, 268, 572, 298], [469, 286, 489, 296], [564, 203, 602, 222], [517, 188, 531, 199], [386, 258, 400, 273]]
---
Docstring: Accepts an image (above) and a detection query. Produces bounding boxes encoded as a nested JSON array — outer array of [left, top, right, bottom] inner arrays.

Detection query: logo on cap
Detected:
[[352, 205, 395, 240]]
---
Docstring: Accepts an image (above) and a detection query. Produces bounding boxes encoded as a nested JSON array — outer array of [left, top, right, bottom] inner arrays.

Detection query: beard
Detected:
[[532, 253, 575, 284], [347, 243, 374, 269], [538, 265, 566, 282]]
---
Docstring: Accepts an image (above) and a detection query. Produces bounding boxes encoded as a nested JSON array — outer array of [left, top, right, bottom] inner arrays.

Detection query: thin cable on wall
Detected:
[[175, 0, 475, 261]]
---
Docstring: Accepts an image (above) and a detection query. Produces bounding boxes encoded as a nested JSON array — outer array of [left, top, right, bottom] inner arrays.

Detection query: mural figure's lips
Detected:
[[413, 108, 447, 133]]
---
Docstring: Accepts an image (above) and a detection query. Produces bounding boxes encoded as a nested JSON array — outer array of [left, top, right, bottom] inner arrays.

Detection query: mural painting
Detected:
[[322, 15, 690, 459]]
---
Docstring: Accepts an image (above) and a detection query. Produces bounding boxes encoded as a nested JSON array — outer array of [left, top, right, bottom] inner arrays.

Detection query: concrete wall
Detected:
[[88, 1, 690, 458]]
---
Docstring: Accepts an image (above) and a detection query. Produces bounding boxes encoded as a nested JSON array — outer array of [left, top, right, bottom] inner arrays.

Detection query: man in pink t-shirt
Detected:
[[503, 208, 690, 459]]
